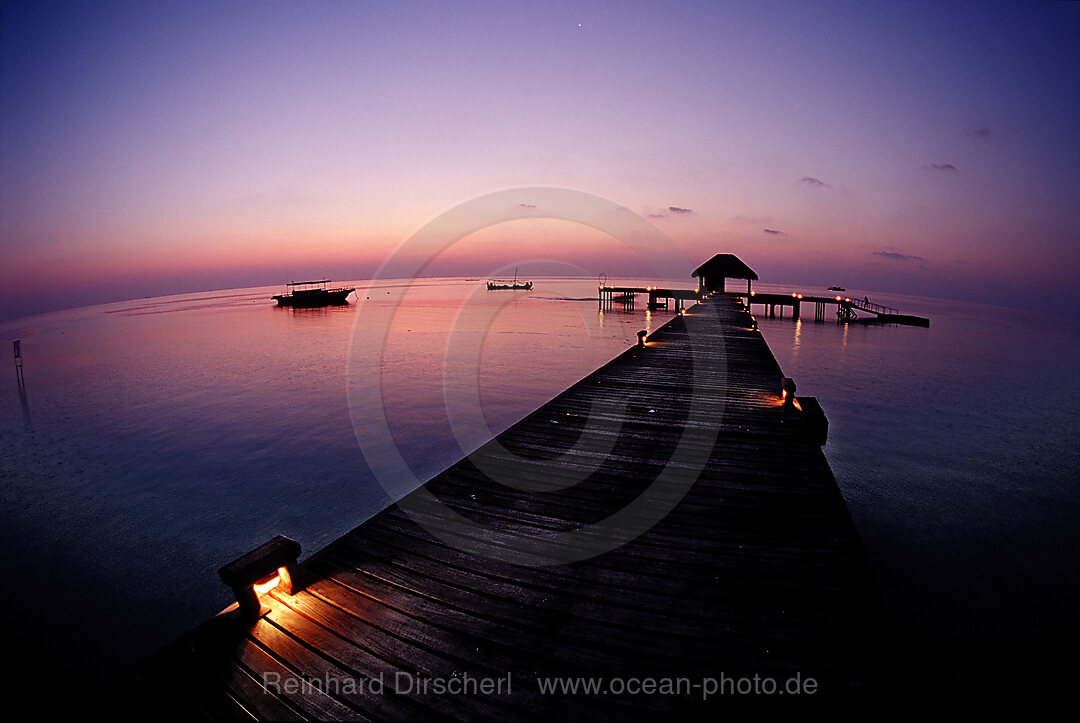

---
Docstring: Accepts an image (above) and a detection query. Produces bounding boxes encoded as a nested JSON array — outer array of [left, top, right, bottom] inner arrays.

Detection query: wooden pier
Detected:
[[736, 292, 930, 327], [124, 293, 895, 719], [599, 284, 929, 327], [598, 285, 700, 312]]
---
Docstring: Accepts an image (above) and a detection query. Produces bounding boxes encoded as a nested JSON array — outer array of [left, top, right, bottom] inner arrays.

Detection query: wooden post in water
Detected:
[[13, 340, 24, 385], [13, 340, 30, 428], [837, 301, 856, 323]]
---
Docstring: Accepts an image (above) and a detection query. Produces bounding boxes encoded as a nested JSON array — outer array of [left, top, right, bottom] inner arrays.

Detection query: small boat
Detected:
[[272, 279, 355, 307], [486, 280, 533, 290], [827, 286, 846, 292], [486, 269, 532, 291]]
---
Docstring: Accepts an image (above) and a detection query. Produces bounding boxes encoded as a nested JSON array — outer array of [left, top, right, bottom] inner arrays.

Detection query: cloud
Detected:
[[873, 250, 927, 263], [968, 127, 992, 138], [647, 205, 693, 218], [928, 163, 958, 172], [799, 177, 829, 187], [519, 203, 536, 208], [763, 228, 786, 236]]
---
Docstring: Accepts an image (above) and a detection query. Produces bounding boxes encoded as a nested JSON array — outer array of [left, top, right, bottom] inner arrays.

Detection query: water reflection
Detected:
[[16, 374, 31, 430], [273, 304, 357, 318]]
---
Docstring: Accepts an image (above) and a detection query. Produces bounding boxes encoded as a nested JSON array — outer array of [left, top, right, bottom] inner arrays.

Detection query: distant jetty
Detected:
[[596, 254, 930, 327]]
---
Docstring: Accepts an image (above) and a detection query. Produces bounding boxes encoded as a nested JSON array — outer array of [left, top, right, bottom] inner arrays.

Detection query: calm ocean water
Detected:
[[749, 282, 1080, 696], [1, 277, 1077, 699]]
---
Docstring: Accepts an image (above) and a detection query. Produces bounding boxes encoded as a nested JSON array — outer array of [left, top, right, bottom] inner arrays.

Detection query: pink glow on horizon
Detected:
[[1, 2, 1078, 320]]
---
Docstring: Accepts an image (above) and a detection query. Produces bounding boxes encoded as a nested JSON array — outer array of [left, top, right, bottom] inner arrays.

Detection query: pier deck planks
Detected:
[[125, 294, 893, 719]]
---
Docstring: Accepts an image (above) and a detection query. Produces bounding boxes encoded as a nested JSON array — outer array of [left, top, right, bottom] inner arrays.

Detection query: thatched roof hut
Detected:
[[691, 254, 758, 293]]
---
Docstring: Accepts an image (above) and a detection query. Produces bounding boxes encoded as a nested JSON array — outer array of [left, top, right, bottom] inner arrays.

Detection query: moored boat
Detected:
[[486, 268, 532, 291], [272, 279, 354, 307], [486, 279, 533, 290]]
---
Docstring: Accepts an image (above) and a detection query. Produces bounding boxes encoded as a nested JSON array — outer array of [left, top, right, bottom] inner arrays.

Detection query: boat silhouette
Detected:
[[272, 279, 355, 307]]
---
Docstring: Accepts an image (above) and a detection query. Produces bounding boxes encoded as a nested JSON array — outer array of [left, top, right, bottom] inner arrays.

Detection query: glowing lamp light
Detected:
[[750, 291, 756, 296], [797, 294, 803, 299], [845, 298, 851, 302], [780, 377, 796, 407], [637, 330, 648, 347], [253, 573, 283, 596], [218, 535, 304, 622], [835, 295, 842, 301], [791, 292, 797, 298]]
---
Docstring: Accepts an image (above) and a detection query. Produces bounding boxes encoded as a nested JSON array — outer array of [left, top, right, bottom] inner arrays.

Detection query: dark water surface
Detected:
[[1, 277, 1076, 700], [0, 277, 671, 686], [749, 282, 1080, 697]]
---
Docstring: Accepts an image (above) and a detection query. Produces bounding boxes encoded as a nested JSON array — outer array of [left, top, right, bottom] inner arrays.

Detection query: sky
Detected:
[[2, 0, 1078, 321]]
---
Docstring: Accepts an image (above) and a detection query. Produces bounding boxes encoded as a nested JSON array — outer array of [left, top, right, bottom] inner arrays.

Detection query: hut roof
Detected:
[[691, 254, 758, 280]]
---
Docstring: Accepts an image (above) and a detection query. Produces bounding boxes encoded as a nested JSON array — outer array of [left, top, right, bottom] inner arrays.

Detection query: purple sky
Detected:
[[2, 1, 1078, 320]]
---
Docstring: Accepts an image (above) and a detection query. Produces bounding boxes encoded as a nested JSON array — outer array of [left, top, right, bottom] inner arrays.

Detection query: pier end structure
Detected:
[[691, 253, 758, 295]]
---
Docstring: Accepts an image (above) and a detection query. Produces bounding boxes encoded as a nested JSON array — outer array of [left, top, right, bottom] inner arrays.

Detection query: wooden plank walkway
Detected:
[[122, 294, 895, 719]]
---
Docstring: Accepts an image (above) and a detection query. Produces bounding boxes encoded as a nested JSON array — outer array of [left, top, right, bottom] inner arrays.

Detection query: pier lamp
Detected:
[[218, 535, 304, 622], [781, 377, 796, 407], [835, 295, 842, 301], [637, 330, 648, 347]]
